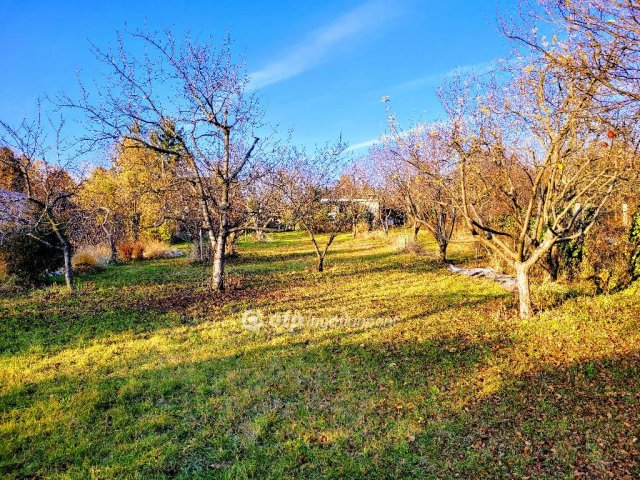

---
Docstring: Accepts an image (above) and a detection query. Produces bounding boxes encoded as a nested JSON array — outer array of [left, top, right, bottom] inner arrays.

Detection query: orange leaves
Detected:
[[117, 241, 145, 261]]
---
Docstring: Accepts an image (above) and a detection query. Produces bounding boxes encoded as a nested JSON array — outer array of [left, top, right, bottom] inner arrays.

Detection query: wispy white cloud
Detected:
[[391, 61, 495, 91], [347, 121, 449, 152], [346, 137, 383, 152], [347, 62, 496, 152], [249, 0, 403, 90], [347, 128, 415, 152]]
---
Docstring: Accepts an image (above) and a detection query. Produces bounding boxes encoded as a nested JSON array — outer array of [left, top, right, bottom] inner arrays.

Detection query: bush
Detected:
[[354, 221, 371, 236], [362, 230, 387, 240], [0, 232, 63, 286], [582, 224, 635, 294], [116, 242, 133, 261], [629, 206, 640, 280], [131, 242, 144, 260], [88, 244, 113, 265], [117, 241, 145, 261], [143, 223, 175, 243], [71, 250, 104, 274], [556, 239, 584, 280], [0, 273, 23, 295], [143, 241, 174, 259], [403, 240, 424, 255], [117, 240, 180, 262]]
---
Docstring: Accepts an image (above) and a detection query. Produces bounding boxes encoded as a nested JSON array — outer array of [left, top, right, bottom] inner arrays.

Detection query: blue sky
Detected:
[[0, 0, 516, 157]]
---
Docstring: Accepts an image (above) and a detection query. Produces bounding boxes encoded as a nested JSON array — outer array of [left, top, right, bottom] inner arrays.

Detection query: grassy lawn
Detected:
[[1, 230, 639, 479]]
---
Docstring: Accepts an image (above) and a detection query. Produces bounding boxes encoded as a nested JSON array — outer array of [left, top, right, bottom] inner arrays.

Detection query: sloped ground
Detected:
[[1, 230, 638, 479]]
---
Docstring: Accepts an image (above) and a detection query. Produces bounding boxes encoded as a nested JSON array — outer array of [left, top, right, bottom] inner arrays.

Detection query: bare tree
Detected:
[[334, 163, 374, 237], [439, 57, 631, 317], [367, 145, 407, 235], [275, 140, 349, 272], [383, 120, 458, 262], [0, 103, 83, 290], [507, 1, 640, 109], [62, 30, 262, 290], [511, 0, 640, 223], [241, 177, 287, 241]]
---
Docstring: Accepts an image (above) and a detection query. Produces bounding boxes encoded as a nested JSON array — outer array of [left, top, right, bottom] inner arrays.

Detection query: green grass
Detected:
[[1, 230, 639, 479]]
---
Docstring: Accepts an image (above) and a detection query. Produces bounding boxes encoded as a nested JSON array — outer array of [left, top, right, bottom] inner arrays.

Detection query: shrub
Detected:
[[403, 240, 424, 255], [131, 242, 145, 260], [84, 244, 113, 265], [354, 221, 371, 236], [71, 250, 104, 274], [488, 251, 511, 275], [392, 234, 424, 255], [117, 241, 145, 261], [73, 244, 113, 265], [142, 223, 174, 243], [0, 273, 23, 295], [0, 231, 63, 286], [582, 224, 635, 294], [143, 241, 174, 259], [531, 280, 582, 310], [71, 252, 100, 268], [0, 257, 7, 280], [117, 242, 133, 261], [362, 230, 387, 240], [629, 206, 640, 280], [556, 238, 584, 280]]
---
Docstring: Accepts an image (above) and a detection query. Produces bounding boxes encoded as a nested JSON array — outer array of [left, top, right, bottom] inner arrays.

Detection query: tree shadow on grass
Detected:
[[0, 279, 270, 356], [3, 318, 637, 479], [232, 246, 396, 276], [422, 352, 640, 479], [0, 329, 511, 479], [0, 249, 510, 359]]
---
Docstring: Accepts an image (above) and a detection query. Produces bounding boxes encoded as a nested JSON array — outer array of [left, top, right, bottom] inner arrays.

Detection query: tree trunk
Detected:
[[381, 215, 389, 235], [515, 262, 532, 318], [61, 241, 73, 291], [212, 206, 228, 290], [254, 217, 265, 241], [131, 213, 141, 241], [412, 221, 420, 241], [437, 239, 448, 263], [99, 210, 118, 264], [212, 228, 226, 290], [108, 235, 118, 264], [545, 245, 559, 282], [317, 254, 325, 272], [226, 230, 238, 256], [212, 173, 230, 290], [198, 228, 205, 262], [48, 213, 74, 291], [352, 219, 357, 238]]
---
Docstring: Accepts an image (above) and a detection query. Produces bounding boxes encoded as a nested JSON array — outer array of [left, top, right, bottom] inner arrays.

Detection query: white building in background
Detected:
[[320, 197, 404, 226], [0, 189, 29, 226]]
